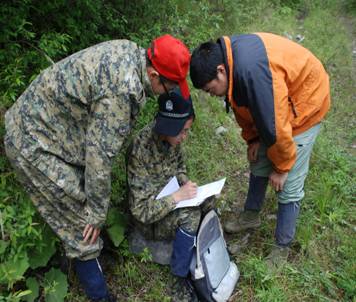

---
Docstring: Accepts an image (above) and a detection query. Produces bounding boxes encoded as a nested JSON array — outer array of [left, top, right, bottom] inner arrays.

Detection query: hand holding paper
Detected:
[[156, 176, 226, 209], [174, 178, 226, 209], [172, 181, 198, 203]]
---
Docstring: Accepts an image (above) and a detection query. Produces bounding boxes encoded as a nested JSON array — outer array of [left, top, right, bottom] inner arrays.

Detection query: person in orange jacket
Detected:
[[190, 32, 330, 267]]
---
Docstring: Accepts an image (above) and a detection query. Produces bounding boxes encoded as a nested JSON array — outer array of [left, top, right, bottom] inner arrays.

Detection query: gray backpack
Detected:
[[190, 210, 239, 302]]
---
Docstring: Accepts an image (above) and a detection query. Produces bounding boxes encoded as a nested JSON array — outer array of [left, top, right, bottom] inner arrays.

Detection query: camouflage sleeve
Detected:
[[176, 147, 189, 185], [128, 151, 177, 224], [85, 94, 131, 228]]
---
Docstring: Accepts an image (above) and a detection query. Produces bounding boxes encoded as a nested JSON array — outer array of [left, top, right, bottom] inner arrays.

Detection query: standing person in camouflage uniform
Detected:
[[127, 89, 212, 301], [4, 34, 191, 301]]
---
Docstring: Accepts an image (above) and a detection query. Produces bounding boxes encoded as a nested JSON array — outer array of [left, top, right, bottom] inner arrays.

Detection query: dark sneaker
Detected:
[[265, 245, 290, 271], [171, 276, 198, 302], [223, 210, 261, 233]]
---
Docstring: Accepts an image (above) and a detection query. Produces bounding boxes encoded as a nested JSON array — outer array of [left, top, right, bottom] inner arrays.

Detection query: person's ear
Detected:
[[147, 66, 160, 81], [216, 64, 226, 76]]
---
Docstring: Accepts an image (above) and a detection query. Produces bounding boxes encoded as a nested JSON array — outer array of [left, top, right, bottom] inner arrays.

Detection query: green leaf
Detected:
[[106, 206, 127, 247], [43, 268, 68, 302], [24, 277, 39, 302], [0, 240, 9, 255], [107, 223, 125, 247], [28, 226, 57, 269], [14, 289, 32, 299], [0, 253, 29, 287], [3, 289, 32, 302], [106, 208, 127, 227]]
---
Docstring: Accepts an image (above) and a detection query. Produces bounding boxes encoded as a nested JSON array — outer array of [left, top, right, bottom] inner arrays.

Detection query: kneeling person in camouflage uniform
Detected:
[[4, 35, 191, 301], [127, 89, 208, 301]]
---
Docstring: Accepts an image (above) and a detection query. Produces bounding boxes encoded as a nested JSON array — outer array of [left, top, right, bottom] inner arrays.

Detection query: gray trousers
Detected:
[[246, 124, 320, 246], [245, 176, 300, 247]]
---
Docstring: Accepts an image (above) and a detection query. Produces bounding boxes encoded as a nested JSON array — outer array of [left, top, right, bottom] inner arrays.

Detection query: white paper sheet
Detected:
[[155, 176, 180, 199], [174, 178, 226, 209]]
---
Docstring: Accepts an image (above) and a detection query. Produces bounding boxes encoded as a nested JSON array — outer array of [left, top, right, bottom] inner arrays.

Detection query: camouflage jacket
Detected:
[[127, 122, 189, 227], [5, 40, 153, 228]]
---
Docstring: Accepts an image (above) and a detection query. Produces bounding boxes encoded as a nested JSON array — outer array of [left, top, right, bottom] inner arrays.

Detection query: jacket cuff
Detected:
[[84, 206, 106, 228], [272, 164, 290, 174], [165, 195, 178, 211], [247, 137, 260, 145]]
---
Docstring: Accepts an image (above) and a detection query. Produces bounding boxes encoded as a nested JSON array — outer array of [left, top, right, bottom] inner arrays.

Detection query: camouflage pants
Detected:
[[4, 137, 102, 260], [135, 196, 216, 240], [152, 207, 202, 240]]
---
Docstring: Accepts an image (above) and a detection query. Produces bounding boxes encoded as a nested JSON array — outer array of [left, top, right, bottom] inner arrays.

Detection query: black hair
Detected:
[[190, 41, 224, 89], [145, 50, 155, 68]]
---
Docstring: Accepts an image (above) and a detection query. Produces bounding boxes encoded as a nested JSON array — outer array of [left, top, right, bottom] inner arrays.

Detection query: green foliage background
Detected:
[[0, 0, 355, 301]]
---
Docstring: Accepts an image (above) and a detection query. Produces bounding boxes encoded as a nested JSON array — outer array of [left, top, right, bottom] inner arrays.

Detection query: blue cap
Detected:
[[154, 88, 195, 136]]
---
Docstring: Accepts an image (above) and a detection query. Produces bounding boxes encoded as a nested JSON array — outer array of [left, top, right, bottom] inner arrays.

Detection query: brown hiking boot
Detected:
[[223, 210, 261, 233], [265, 245, 290, 271]]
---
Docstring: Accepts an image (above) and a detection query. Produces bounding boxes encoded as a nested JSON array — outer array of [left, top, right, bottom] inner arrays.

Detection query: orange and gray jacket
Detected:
[[219, 33, 330, 173]]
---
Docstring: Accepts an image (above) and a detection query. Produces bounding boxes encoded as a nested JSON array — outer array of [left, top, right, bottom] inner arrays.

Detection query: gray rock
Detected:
[[296, 34, 305, 43], [216, 126, 228, 135], [128, 229, 173, 265], [266, 214, 277, 221], [227, 233, 250, 255]]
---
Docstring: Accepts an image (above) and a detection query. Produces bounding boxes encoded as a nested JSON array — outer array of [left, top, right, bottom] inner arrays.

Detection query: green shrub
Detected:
[[0, 0, 355, 300]]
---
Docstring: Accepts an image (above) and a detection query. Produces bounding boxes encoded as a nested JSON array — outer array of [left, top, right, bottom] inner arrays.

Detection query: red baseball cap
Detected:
[[147, 34, 191, 100]]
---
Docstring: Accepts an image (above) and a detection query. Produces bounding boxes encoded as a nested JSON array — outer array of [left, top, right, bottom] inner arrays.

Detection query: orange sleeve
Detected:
[[233, 107, 259, 144]]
